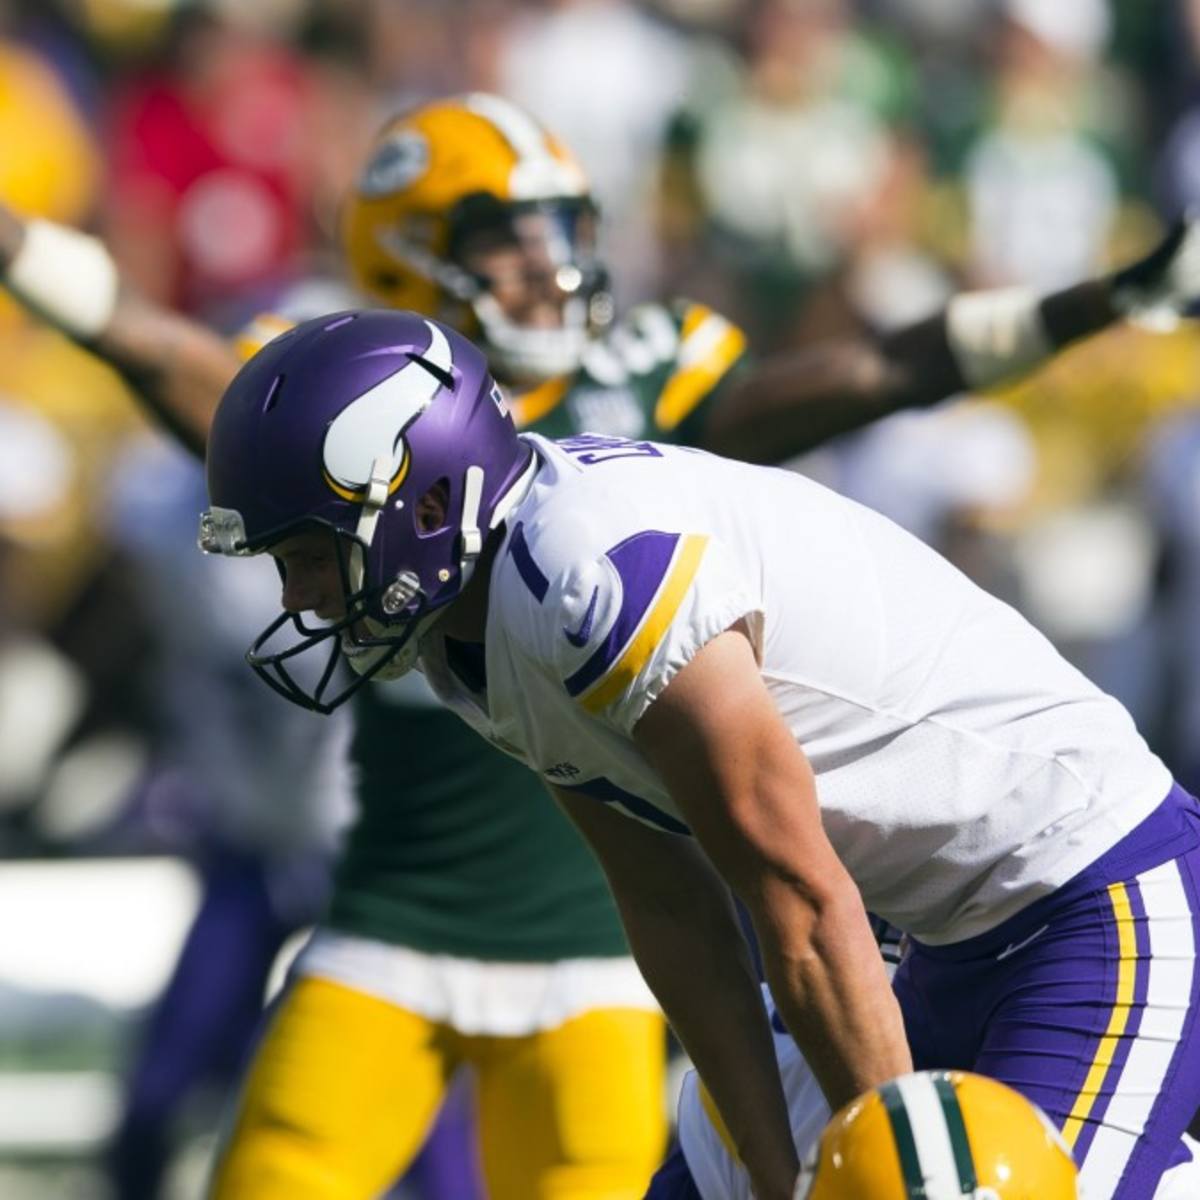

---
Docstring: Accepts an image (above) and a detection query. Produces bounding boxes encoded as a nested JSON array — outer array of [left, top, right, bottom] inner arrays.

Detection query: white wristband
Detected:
[[4, 219, 120, 340], [945, 287, 1052, 391]]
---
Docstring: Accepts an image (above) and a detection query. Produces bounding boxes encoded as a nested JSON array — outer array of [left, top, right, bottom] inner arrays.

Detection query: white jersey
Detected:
[[421, 433, 1171, 944]]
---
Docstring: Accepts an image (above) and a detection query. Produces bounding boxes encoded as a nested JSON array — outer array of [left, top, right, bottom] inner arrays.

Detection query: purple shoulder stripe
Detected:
[[508, 521, 548, 602], [563, 530, 679, 698]]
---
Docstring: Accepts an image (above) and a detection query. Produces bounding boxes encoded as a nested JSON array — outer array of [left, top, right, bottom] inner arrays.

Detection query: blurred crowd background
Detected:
[[4, 0, 1200, 1196]]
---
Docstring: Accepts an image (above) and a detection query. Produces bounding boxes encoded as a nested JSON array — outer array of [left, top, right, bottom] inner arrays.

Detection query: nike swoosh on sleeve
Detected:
[[563, 586, 599, 647]]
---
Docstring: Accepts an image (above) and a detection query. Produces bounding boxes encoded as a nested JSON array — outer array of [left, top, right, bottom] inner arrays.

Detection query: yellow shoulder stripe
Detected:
[[654, 308, 747, 432], [580, 533, 708, 714], [680, 302, 713, 340]]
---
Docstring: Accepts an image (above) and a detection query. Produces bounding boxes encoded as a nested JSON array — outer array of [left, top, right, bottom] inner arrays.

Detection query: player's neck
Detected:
[[436, 533, 500, 643]]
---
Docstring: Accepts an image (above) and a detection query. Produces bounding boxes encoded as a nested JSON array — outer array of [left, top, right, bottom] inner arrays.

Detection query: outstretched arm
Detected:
[[702, 220, 1200, 463], [0, 205, 240, 457]]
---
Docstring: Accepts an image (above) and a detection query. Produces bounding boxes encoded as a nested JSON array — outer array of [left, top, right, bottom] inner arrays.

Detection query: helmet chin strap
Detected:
[[343, 610, 441, 680], [452, 463, 486, 598], [346, 450, 538, 673], [460, 464, 485, 562], [345, 463, 488, 685], [455, 450, 538, 595], [349, 455, 395, 593]]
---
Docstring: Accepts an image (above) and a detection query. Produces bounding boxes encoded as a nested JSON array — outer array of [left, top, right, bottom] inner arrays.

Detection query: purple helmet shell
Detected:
[[201, 309, 533, 710]]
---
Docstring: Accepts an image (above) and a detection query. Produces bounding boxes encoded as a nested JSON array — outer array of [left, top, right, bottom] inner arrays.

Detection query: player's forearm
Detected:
[[94, 292, 238, 456], [880, 277, 1119, 410], [700, 340, 903, 462], [0, 210, 237, 457], [751, 874, 911, 1113], [616, 878, 800, 1200], [880, 227, 1196, 412]]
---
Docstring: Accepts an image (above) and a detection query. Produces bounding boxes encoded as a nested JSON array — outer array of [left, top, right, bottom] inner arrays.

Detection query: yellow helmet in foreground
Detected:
[[798, 1071, 1079, 1199], [343, 92, 611, 384]]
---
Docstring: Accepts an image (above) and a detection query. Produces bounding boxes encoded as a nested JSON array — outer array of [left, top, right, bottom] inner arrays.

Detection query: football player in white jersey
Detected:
[[199, 309, 1200, 1200]]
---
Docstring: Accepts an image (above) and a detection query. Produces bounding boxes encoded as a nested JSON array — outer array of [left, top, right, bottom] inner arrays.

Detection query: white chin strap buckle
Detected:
[[460, 464, 485, 560], [349, 455, 394, 592]]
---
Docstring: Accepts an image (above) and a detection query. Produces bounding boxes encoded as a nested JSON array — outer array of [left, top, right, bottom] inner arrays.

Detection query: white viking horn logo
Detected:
[[322, 321, 453, 500]]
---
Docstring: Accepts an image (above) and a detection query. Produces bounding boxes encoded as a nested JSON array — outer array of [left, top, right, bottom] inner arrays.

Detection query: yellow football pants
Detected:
[[208, 975, 667, 1200]]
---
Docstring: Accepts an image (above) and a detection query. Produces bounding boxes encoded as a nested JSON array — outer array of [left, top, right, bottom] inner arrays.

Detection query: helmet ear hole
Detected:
[[415, 477, 451, 535]]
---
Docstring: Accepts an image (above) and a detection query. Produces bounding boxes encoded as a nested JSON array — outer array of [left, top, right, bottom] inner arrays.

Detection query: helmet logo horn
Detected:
[[321, 321, 453, 501]]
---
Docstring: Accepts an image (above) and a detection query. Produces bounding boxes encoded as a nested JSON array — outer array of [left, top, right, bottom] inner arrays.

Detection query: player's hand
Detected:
[[1111, 213, 1200, 331]]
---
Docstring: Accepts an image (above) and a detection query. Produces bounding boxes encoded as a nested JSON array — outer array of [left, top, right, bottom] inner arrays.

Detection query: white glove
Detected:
[[1111, 214, 1200, 332]]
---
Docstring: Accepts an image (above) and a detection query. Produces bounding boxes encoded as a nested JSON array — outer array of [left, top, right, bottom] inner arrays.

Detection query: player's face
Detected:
[[457, 208, 596, 330], [268, 491, 447, 625], [271, 528, 347, 621]]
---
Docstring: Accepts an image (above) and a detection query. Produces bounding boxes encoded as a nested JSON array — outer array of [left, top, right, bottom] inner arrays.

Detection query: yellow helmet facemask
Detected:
[[797, 1071, 1080, 1199], [343, 92, 612, 385]]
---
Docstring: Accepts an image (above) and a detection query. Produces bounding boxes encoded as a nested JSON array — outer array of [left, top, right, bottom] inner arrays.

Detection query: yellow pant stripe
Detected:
[[1061, 882, 1137, 1149]]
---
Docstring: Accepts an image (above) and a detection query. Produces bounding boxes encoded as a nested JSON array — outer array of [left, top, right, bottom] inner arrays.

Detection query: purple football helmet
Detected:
[[199, 309, 535, 712]]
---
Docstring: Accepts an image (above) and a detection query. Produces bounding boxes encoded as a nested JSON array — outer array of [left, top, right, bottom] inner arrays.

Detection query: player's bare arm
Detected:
[[701, 218, 1200, 463], [0, 202, 236, 456], [87, 289, 236, 455], [633, 624, 912, 1112], [551, 783, 801, 1200]]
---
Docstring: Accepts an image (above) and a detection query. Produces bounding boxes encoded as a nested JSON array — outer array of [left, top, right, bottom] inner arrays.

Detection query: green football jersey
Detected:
[[327, 299, 748, 960]]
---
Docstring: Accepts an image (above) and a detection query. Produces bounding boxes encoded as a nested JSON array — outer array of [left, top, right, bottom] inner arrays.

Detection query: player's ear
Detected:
[[415, 477, 450, 533]]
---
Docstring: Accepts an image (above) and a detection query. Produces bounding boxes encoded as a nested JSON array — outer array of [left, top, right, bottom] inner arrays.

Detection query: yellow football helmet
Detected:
[[343, 92, 611, 384], [797, 1071, 1079, 1199]]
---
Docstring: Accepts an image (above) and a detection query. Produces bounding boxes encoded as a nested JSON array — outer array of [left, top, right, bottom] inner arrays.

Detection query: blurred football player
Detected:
[[4, 92, 1200, 1200], [199, 308, 1200, 1200]]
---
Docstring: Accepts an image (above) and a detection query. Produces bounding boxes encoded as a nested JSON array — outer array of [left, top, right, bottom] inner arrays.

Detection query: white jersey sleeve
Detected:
[[541, 519, 761, 735]]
